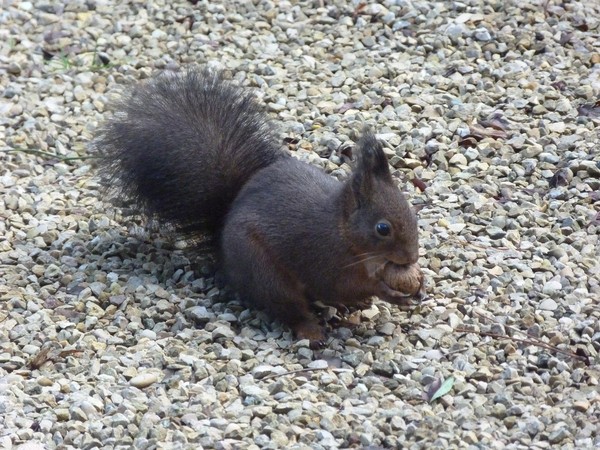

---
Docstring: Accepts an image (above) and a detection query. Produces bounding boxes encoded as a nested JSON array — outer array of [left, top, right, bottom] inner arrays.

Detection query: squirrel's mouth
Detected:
[[385, 252, 419, 267]]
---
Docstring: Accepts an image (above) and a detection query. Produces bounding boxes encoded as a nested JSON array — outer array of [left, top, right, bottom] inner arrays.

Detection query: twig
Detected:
[[260, 366, 352, 380], [443, 346, 470, 357], [1, 147, 100, 162], [475, 310, 588, 362], [455, 327, 587, 362]]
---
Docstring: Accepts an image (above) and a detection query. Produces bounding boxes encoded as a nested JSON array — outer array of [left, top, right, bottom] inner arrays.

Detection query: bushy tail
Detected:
[[94, 68, 284, 238]]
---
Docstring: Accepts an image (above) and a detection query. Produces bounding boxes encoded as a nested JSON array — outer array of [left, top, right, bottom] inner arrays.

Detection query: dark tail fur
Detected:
[[94, 68, 284, 238]]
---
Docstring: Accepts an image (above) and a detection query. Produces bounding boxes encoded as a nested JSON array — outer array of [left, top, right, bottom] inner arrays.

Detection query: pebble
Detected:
[[542, 279, 562, 297], [538, 298, 559, 311], [129, 373, 160, 388], [474, 27, 492, 41], [548, 427, 571, 444]]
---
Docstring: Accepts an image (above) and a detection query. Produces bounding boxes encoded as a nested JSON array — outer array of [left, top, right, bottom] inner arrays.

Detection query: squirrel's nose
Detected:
[[388, 251, 418, 266]]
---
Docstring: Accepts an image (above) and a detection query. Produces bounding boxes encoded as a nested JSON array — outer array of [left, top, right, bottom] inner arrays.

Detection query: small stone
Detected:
[[378, 322, 396, 336], [580, 160, 600, 177], [331, 72, 346, 87], [308, 359, 329, 369], [241, 385, 268, 398], [573, 400, 590, 412], [7, 62, 22, 75], [548, 427, 571, 444], [372, 361, 394, 377], [474, 27, 492, 41], [486, 226, 506, 239], [471, 367, 493, 382], [361, 36, 376, 47], [491, 403, 507, 419], [212, 325, 236, 339], [449, 153, 468, 166], [361, 306, 380, 321], [547, 122, 566, 133], [55, 408, 70, 421], [445, 23, 469, 39], [539, 298, 558, 310], [37, 376, 53, 387], [542, 280, 562, 296], [70, 406, 88, 421], [252, 365, 278, 378], [507, 405, 525, 416], [187, 306, 213, 322], [14, 443, 45, 450], [130, 372, 159, 388], [524, 417, 543, 436]]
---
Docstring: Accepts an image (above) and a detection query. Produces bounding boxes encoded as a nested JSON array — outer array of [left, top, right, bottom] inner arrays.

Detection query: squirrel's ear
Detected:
[[349, 131, 393, 206], [355, 132, 392, 181]]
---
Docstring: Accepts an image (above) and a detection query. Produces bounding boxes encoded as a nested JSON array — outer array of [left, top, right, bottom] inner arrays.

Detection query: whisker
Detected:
[[349, 250, 381, 260], [343, 253, 385, 269]]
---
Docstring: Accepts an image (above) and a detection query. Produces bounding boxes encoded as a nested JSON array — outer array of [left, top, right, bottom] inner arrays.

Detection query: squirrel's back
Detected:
[[94, 69, 285, 237]]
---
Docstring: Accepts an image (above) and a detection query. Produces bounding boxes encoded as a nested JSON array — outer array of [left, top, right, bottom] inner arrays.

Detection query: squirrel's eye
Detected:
[[375, 220, 392, 237]]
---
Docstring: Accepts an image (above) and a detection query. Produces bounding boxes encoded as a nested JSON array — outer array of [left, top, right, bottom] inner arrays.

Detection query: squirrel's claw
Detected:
[[377, 281, 420, 306]]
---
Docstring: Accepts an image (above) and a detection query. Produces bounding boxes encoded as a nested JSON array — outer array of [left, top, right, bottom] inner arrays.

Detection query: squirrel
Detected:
[[95, 68, 423, 345]]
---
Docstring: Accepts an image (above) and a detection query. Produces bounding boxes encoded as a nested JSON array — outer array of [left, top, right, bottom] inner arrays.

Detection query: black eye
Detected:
[[375, 220, 391, 237]]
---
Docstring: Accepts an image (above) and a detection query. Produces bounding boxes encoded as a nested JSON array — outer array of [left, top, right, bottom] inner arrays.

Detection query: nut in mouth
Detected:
[[379, 262, 424, 299]]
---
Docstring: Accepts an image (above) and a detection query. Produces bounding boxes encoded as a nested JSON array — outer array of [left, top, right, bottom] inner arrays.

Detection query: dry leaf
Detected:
[[578, 100, 600, 120], [549, 169, 570, 188], [459, 136, 479, 148], [426, 376, 455, 402], [469, 123, 508, 140], [28, 347, 52, 370], [411, 177, 427, 192], [478, 116, 510, 132]]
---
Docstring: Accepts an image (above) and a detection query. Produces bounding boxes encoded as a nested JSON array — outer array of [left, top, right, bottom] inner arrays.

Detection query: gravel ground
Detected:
[[1, 0, 600, 449]]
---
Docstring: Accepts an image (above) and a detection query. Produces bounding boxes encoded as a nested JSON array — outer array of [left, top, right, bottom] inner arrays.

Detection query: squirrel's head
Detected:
[[342, 132, 419, 269]]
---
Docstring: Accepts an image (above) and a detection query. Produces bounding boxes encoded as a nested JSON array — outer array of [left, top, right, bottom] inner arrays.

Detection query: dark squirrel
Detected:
[[95, 68, 423, 344]]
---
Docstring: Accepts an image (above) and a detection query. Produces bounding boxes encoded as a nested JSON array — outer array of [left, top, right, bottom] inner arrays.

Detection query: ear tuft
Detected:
[[356, 131, 392, 181], [347, 130, 394, 209]]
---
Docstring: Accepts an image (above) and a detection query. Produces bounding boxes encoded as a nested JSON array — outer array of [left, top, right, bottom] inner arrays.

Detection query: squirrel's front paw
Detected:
[[292, 321, 327, 348]]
